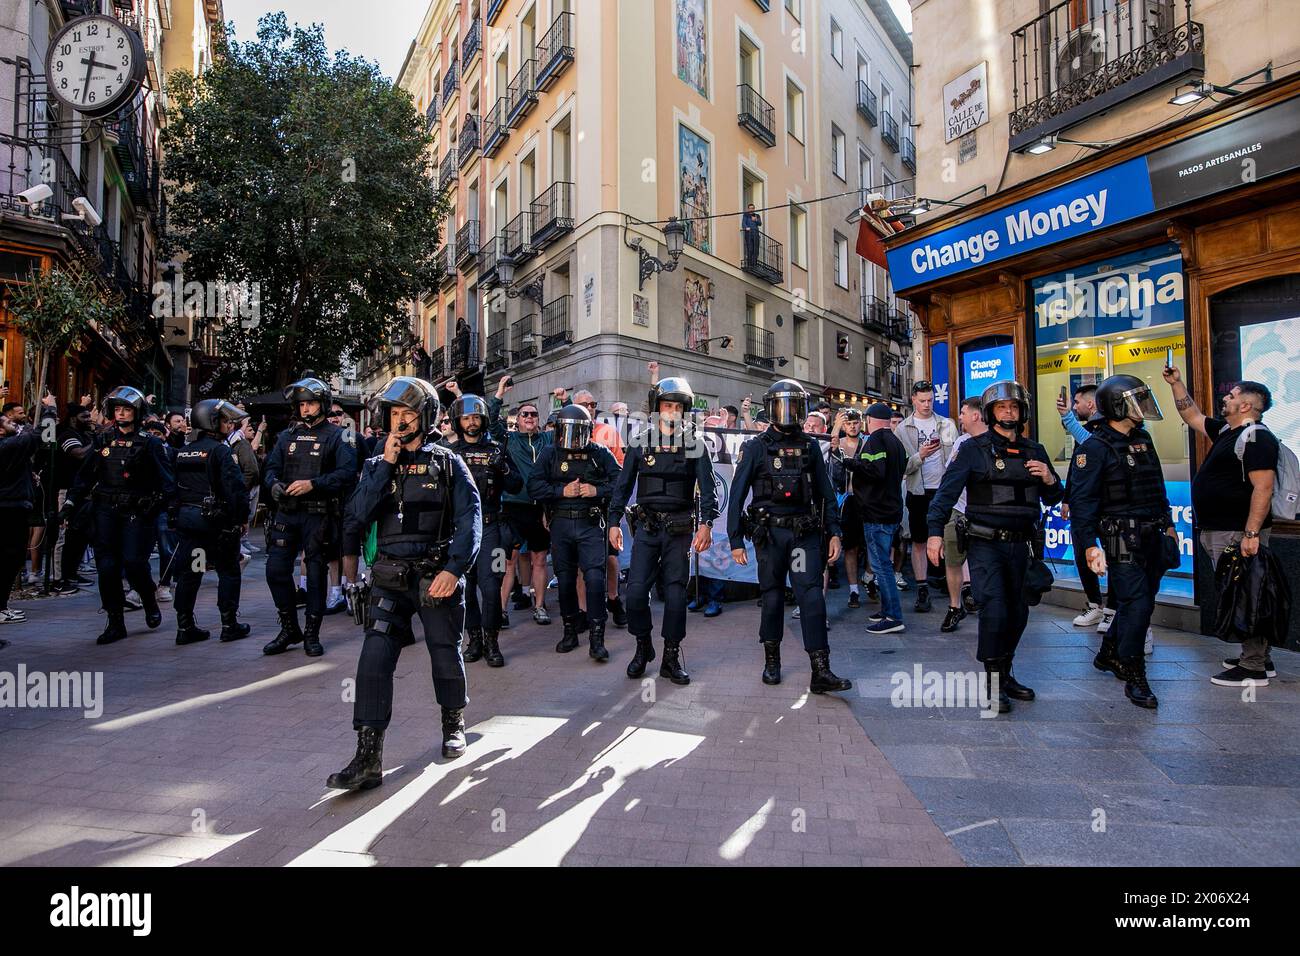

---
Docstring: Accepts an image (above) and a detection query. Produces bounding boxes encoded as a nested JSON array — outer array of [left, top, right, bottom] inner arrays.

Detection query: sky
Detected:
[[221, 0, 913, 81]]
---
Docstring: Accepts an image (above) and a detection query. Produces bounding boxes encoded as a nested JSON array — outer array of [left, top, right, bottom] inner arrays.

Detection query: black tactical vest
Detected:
[[549, 446, 601, 486], [457, 441, 504, 512], [750, 435, 813, 509], [636, 444, 693, 511], [98, 430, 152, 493], [173, 437, 220, 507], [281, 424, 330, 484], [965, 435, 1042, 525], [1093, 425, 1166, 516], [375, 448, 451, 552]]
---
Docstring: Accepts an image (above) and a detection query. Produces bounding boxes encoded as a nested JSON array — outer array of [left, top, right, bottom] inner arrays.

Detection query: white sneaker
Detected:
[[1096, 608, 1116, 634], [1144, 628, 1154, 655], [792, 606, 801, 620], [0, 608, 26, 623], [1073, 603, 1104, 627], [239, 551, 252, 572], [156, 585, 172, 603]]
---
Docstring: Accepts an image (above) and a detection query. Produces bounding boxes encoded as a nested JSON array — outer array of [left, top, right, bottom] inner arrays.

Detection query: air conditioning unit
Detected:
[[1051, 0, 1174, 91]]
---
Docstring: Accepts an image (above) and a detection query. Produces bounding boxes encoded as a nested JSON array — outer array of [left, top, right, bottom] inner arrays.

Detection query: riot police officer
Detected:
[[263, 377, 358, 657], [926, 381, 1063, 713], [727, 380, 851, 694], [64, 387, 175, 645], [1067, 374, 1175, 710], [447, 394, 522, 667], [610, 376, 719, 685], [169, 399, 252, 645], [528, 404, 621, 662], [327, 377, 481, 790]]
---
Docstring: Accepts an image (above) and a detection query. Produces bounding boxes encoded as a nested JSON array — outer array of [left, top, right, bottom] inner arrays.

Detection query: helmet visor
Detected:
[[375, 378, 430, 412], [767, 392, 808, 429], [557, 419, 591, 450], [1121, 385, 1163, 422]]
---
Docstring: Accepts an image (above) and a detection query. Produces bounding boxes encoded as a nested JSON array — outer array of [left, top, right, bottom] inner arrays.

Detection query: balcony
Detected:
[[856, 81, 877, 126], [486, 0, 506, 26], [462, 19, 482, 66], [438, 149, 459, 192], [530, 181, 574, 249], [450, 325, 480, 376], [536, 11, 575, 91], [507, 59, 539, 125], [429, 347, 447, 381], [503, 210, 536, 263], [458, 115, 481, 168], [1010, 0, 1204, 152], [743, 324, 775, 371], [864, 362, 883, 396], [882, 113, 899, 153], [455, 220, 480, 270], [737, 84, 776, 148], [439, 244, 458, 287], [888, 308, 912, 344], [442, 59, 459, 104], [482, 97, 511, 157], [901, 133, 916, 173], [862, 295, 891, 335], [485, 328, 509, 374], [540, 295, 573, 353], [511, 314, 538, 362], [681, 198, 711, 253], [424, 95, 439, 132], [740, 228, 783, 285], [478, 234, 504, 287]]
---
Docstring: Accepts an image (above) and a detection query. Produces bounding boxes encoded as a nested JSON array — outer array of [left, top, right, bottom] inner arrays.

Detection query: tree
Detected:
[[7, 263, 123, 407], [161, 13, 448, 393]]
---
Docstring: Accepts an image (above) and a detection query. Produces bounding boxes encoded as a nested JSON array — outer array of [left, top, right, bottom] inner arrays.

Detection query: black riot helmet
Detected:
[[374, 376, 440, 440], [1096, 373, 1164, 424], [648, 377, 695, 416], [980, 380, 1031, 430], [450, 394, 490, 436], [191, 399, 248, 434], [555, 403, 593, 450], [284, 377, 332, 424], [765, 379, 809, 434], [102, 386, 147, 423]]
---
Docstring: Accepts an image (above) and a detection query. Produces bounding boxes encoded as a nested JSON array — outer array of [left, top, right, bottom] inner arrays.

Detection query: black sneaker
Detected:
[[499, 611, 511, 630], [940, 606, 965, 633], [1211, 665, 1269, 687], [847, 591, 861, 609], [1222, 657, 1277, 678], [51, 581, 81, 597], [961, 583, 977, 613], [865, 580, 879, 602], [866, 618, 905, 635], [914, 585, 931, 613]]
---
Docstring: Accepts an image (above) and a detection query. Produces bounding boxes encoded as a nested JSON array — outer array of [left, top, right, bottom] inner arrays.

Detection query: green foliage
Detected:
[[161, 13, 448, 393]]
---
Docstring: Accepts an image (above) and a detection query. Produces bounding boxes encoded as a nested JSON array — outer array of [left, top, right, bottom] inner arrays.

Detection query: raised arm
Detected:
[[1161, 365, 1208, 437]]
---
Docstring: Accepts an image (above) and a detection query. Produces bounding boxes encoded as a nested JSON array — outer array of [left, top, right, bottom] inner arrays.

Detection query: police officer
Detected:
[[528, 404, 621, 662], [447, 394, 522, 667], [263, 377, 358, 657], [169, 399, 252, 645], [327, 377, 481, 789], [64, 387, 175, 645], [610, 376, 719, 685], [728, 380, 851, 694], [1066, 374, 1175, 710], [926, 381, 1063, 713]]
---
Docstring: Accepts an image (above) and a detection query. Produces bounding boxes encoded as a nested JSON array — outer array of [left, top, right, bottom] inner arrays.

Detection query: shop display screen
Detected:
[[1239, 315, 1300, 451], [961, 342, 1014, 399]]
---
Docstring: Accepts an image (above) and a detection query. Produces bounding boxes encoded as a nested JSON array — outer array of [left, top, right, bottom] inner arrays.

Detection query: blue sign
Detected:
[[961, 343, 1014, 400], [887, 156, 1155, 292], [930, 340, 950, 416]]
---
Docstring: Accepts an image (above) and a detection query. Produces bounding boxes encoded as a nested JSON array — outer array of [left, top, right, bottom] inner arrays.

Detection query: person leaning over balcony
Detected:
[[896, 381, 959, 614], [742, 204, 761, 267]]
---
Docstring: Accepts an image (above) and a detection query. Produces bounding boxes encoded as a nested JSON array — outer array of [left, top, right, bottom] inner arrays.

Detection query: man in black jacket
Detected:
[[0, 395, 57, 630], [843, 402, 907, 635]]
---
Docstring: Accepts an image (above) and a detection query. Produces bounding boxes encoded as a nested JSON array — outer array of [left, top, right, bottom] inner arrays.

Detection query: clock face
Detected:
[[45, 15, 147, 118]]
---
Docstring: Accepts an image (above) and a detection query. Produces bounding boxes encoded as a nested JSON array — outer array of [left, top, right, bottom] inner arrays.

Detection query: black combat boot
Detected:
[[463, 627, 485, 663], [914, 583, 931, 613], [1122, 656, 1159, 709], [175, 612, 210, 646], [143, 593, 163, 629], [808, 649, 852, 694], [588, 622, 609, 662], [441, 708, 467, 759], [1002, 657, 1036, 701], [984, 659, 1012, 714], [626, 635, 655, 678], [218, 607, 251, 643], [660, 642, 690, 685], [575, 610, 590, 634], [326, 726, 384, 790], [483, 630, 505, 667], [761, 641, 782, 685], [556, 618, 580, 653], [96, 612, 129, 646], [1093, 634, 1124, 679], [302, 614, 324, 657], [607, 596, 628, 628], [263, 608, 304, 655]]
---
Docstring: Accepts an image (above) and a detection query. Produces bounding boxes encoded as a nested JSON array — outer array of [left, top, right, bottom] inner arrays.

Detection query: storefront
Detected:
[[885, 77, 1300, 647]]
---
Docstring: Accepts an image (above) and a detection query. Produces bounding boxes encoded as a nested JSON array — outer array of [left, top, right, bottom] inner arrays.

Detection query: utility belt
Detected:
[[482, 510, 503, 526], [629, 505, 694, 536], [550, 505, 607, 527], [93, 489, 159, 515], [955, 514, 1034, 547], [199, 496, 236, 527], [1099, 516, 1169, 565], [278, 497, 339, 516], [370, 542, 453, 605], [744, 506, 818, 546]]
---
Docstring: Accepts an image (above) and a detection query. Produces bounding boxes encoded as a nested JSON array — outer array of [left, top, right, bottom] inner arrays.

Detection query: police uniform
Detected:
[[727, 380, 851, 694], [1066, 374, 1174, 709], [66, 387, 176, 645], [169, 401, 251, 645], [528, 412, 621, 661], [263, 381, 358, 657], [611, 407, 719, 684]]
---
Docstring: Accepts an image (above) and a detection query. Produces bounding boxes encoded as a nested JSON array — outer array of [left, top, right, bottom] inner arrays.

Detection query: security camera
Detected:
[[71, 196, 102, 227], [17, 183, 53, 205]]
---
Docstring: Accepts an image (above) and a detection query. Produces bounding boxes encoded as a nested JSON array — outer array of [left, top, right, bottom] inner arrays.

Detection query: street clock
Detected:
[[44, 14, 147, 119]]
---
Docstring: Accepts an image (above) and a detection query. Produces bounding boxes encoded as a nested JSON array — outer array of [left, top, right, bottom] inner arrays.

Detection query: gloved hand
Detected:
[[271, 482, 288, 503], [57, 502, 74, 525]]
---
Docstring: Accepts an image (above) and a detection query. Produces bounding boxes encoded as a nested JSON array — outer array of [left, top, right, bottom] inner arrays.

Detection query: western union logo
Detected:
[[1114, 337, 1185, 366]]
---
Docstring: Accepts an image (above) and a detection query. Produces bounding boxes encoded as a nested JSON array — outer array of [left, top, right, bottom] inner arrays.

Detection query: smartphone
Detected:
[[504, 376, 514, 387], [1165, 346, 1173, 368], [1059, 385, 1068, 404]]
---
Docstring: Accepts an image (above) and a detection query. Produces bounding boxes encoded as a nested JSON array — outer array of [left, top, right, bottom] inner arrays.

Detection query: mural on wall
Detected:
[[678, 123, 712, 252], [683, 270, 712, 353], [675, 0, 708, 98]]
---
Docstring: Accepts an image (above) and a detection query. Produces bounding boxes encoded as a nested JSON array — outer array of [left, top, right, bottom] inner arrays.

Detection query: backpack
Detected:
[[1234, 422, 1300, 520]]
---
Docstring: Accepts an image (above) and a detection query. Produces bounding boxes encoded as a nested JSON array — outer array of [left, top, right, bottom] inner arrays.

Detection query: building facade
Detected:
[[891, 0, 1300, 643]]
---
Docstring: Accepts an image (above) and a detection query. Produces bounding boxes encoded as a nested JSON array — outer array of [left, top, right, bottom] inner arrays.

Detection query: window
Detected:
[[785, 78, 804, 142], [785, 0, 800, 22], [788, 203, 807, 269], [882, 169, 895, 202], [833, 233, 848, 288], [880, 82, 892, 122], [857, 54, 869, 86], [830, 18, 843, 65], [831, 125, 845, 180], [739, 31, 761, 90], [794, 314, 808, 357], [858, 148, 872, 204]]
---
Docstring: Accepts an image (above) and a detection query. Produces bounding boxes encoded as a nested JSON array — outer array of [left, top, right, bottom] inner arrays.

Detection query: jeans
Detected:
[[156, 511, 179, 587], [863, 522, 902, 621], [1201, 529, 1272, 671]]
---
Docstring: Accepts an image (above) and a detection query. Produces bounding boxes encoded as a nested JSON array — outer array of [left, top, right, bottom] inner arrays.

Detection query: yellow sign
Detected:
[[1035, 347, 1106, 374], [1113, 336, 1185, 366]]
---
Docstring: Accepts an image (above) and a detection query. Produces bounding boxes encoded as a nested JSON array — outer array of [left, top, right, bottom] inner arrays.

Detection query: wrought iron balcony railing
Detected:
[[462, 19, 482, 65], [482, 97, 511, 157], [862, 295, 891, 334], [507, 58, 539, 125], [737, 83, 776, 147], [455, 220, 480, 269], [740, 228, 783, 285], [439, 149, 459, 192], [478, 234, 504, 287], [743, 323, 775, 371], [485, 328, 509, 374], [503, 210, 536, 262], [881, 112, 899, 152], [902, 133, 916, 173], [511, 314, 538, 362], [439, 244, 458, 287], [530, 181, 574, 248], [856, 81, 877, 127], [540, 295, 573, 353], [459, 114, 481, 168], [443, 58, 459, 103], [864, 361, 883, 395], [425, 95, 439, 132], [536, 10, 575, 91], [449, 326, 480, 376]]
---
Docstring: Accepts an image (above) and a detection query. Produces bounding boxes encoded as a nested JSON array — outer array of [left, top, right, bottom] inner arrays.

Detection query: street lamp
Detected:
[[628, 216, 688, 290], [495, 256, 546, 305]]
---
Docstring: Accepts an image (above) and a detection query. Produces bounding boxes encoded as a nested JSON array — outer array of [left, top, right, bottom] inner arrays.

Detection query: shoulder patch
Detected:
[[1075, 453, 1087, 468]]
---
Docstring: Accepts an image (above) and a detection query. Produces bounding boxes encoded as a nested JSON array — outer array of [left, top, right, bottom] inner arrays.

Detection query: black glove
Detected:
[[1160, 532, 1181, 571], [57, 503, 74, 524], [271, 482, 287, 503]]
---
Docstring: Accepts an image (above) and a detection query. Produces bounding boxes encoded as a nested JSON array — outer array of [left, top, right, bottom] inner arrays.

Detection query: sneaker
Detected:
[[865, 579, 879, 602], [867, 617, 905, 635], [1222, 657, 1277, 678], [847, 591, 861, 609], [867, 611, 885, 622], [703, 600, 722, 617], [1073, 603, 1104, 627], [547, 576, 558, 590], [511, 591, 532, 611], [914, 585, 932, 614], [69, 574, 94, 585], [155, 585, 172, 604], [1096, 608, 1116, 634], [687, 597, 704, 612], [791, 606, 801, 620], [1144, 629, 1154, 656], [239, 552, 251, 572], [0, 608, 26, 624], [532, 605, 551, 626], [324, 596, 348, 616], [1210, 665, 1269, 687], [51, 581, 80, 597], [897, 579, 912, 592], [940, 606, 966, 633], [123, 591, 143, 612]]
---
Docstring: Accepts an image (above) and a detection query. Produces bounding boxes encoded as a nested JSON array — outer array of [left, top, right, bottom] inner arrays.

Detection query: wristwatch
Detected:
[[704, 520, 714, 528], [1243, 530, 1260, 539]]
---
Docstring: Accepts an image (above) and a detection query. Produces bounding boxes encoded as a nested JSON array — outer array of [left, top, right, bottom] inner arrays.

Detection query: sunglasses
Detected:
[[519, 410, 539, 417], [578, 402, 597, 409], [912, 381, 933, 393], [328, 411, 344, 418]]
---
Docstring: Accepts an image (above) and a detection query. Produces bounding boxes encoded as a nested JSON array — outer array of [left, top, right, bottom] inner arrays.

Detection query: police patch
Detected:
[[1075, 454, 1087, 468]]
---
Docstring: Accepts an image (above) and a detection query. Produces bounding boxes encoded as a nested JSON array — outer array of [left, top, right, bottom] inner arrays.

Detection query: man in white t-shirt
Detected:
[[896, 382, 959, 613]]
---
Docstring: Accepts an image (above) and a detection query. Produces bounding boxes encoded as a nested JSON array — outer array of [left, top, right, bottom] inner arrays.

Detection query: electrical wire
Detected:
[[632, 176, 918, 229]]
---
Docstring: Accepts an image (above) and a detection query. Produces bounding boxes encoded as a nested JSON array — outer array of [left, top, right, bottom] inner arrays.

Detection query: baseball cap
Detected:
[[866, 402, 893, 421]]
